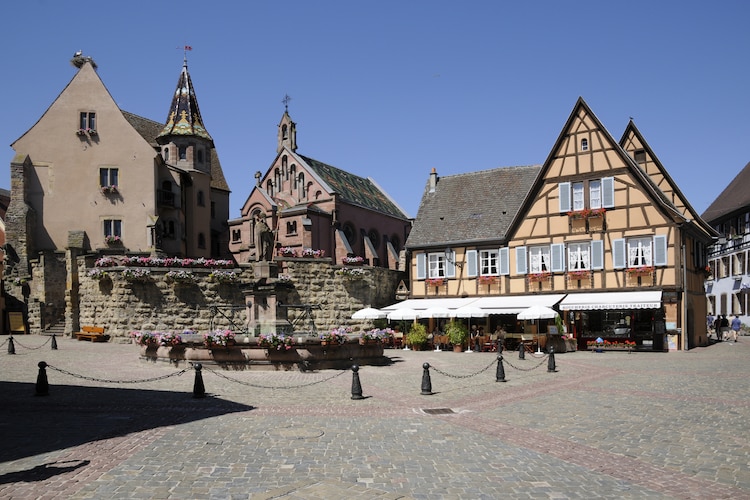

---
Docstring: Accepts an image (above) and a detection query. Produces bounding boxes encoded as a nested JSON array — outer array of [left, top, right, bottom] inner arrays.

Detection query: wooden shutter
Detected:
[[602, 177, 615, 208], [467, 250, 478, 278], [551, 243, 565, 272], [499, 247, 509, 276], [515, 246, 527, 275], [445, 251, 456, 278], [613, 239, 626, 269], [559, 182, 571, 213], [653, 235, 668, 266], [591, 240, 604, 270], [416, 253, 426, 280]]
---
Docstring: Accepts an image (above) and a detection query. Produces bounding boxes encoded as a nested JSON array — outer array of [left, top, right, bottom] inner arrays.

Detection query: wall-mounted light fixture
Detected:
[[444, 247, 463, 268]]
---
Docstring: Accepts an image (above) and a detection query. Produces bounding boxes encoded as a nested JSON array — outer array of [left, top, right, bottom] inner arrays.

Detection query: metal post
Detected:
[[547, 347, 557, 373], [35, 361, 49, 396], [351, 365, 364, 400], [193, 363, 205, 398], [8, 336, 15, 355], [518, 341, 525, 360], [51, 334, 58, 350], [420, 362, 433, 395], [495, 354, 506, 382]]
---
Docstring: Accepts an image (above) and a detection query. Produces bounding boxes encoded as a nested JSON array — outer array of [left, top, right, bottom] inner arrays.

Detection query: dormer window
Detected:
[[581, 138, 588, 151], [196, 148, 203, 164], [179, 145, 187, 160], [163, 147, 170, 162]]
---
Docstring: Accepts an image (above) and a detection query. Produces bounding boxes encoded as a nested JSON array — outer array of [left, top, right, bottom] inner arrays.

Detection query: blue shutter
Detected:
[[467, 250, 478, 277], [515, 246, 527, 275], [445, 251, 456, 278], [602, 177, 615, 208], [551, 243, 565, 272], [416, 253, 426, 280], [653, 235, 668, 266], [613, 239, 626, 269], [591, 240, 604, 270], [499, 247, 509, 275], [559, 182, 571, 213]]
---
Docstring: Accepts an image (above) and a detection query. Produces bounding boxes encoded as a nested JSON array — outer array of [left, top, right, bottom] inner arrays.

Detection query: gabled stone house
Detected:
[[5, 54, 231, 331], [228, 109, 411, 269], [402, 98, 716, 350]]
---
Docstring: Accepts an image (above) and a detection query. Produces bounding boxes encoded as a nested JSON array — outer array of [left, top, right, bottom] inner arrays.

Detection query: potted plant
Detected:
[[406, 323, 428, 351], [445, 320, 468, 352]]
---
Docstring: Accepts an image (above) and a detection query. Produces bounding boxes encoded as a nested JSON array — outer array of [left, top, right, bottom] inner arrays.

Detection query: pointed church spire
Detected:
[[157, 58, 213, 144], [277, 95, 297, 153]]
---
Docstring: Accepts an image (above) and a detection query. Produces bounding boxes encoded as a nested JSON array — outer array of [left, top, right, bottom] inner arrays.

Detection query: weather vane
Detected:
[[282, 94, 292, 112], [177, 44, 192, 63]]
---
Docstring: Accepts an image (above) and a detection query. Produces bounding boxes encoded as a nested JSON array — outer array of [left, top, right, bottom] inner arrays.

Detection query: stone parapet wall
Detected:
[[66, 257, 405, 339]]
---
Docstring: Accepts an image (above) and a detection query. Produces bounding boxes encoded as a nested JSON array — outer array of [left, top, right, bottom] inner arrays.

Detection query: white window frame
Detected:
[[568, 242, 591, 270], [589, 179, 601, 209], [628, 237, 653, 268], [480, 249, 499, 276], [428, 252, 446, 279], [529, 246, 550, 274], [572, 182, 585, 211]]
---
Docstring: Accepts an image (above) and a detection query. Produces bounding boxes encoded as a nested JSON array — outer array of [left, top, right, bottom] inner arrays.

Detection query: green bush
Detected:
[[446, 320, 468, 346], [406, 323, 428, 346]]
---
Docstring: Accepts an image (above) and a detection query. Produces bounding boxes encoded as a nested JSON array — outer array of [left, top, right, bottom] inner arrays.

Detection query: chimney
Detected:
[[429, 168, 438, 193]]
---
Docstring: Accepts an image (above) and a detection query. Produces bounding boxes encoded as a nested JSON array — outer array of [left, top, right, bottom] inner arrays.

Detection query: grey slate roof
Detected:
[[298, 154, 408, 219], [701, 160, 750, 224], [406, 165, 542, 249]]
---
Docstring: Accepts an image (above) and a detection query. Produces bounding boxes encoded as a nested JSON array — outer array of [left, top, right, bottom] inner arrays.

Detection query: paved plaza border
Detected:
[[0, 335, 749, 499]]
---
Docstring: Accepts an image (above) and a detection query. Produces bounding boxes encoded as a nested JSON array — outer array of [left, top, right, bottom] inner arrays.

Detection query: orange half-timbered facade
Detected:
[[404, 98, 716, 350]]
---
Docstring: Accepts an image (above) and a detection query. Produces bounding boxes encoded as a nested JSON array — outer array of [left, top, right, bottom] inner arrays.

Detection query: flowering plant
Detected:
[[587, 339, 636, 349], [301, 248, 325, 258], [626, 266, 654, 275], [341, 256, 365, 265], [362, 328, 393, 342], [258, 332, 294, 351], [76, 128, 87, 136], [159, 331, 183, 346], [277, 246, 297, 257], [166, 269, 196, 283], [87, 268, 111, 281], [320, 327, 350, 344], [277, 274, 293, 283], [528, 272, 551, 282], [121, 268, 151, 282], [336, 267, 367, 279], [209, 269, 239, 283], [87, 128, 97, 135], [477, 275, 498, 285], [426, 277, 446, 286], [567, 208, 606, 219], [105, 235, 121, 244], [101, 185, 118, 194], [567, 269, 590, 279], [95, 257, 118, 267], [131, 331, 158, 346], [204, 329, 235, 348], [101, 256, 234, 269]]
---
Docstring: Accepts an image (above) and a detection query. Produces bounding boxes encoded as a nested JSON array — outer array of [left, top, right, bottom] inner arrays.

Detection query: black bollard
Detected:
[[420, 362, 433, 395], [192, 363, 205, 398], [35, 361, 49, 396], [51, 334, 58, 350], [547, 347, 557, 373], [8, 336, 15, 355], [495, 354, 507, 382], [351, 365, 364, 400], [518, 341, 525, 360]]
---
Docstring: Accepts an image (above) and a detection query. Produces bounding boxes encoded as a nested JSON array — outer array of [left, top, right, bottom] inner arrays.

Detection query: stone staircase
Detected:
[[43, 323, 66, 337]]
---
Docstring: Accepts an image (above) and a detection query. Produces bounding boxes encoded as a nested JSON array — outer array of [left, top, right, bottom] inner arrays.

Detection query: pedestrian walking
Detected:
[[715, 316, 723, 342], [707, 313, 715, 339], [731, 315, 742, 342], [720, 315, 730, 341]]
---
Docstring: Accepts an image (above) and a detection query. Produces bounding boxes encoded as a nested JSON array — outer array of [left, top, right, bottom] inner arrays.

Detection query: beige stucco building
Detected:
[[401, 98, 716, 350]]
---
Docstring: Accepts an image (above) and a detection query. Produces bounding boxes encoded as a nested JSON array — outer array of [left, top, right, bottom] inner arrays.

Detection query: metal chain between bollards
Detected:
[[202, 365, 348, 389], [502, 353, 549, 372], [46, 364, 189, 384], [429, 358, 497, 379], [10, 336, 52, 351]]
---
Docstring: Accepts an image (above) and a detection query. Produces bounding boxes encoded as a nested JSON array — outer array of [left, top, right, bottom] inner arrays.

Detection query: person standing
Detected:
[[715, 316, 723, 342], [707, 313, 715, 339], [731, 315, 742, 342], [720, 315, 730, 341]]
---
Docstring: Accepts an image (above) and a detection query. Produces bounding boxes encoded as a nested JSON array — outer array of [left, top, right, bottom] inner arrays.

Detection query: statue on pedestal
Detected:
[[255, 213, 275, 262]]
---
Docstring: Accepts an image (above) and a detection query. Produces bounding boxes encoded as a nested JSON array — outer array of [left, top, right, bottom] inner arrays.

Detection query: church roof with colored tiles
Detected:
[[157, 61, 213, 143], [298, 154, 408, 219]]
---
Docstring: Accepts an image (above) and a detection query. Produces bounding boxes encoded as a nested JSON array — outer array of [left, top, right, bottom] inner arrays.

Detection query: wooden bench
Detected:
[[75, 326, 109, 342]]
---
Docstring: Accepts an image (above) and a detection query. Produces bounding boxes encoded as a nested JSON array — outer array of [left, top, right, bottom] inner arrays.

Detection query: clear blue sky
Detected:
[[2, 1, 748, 220]]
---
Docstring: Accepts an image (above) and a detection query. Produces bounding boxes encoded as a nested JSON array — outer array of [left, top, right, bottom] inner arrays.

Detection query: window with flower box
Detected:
[[79, 111, 96, 134], [613, 235, 668, 269], [100, 168, 118, 194], [559, 177, 614, 215], [103, 219, 122, 242], [416, 251, 456, 280]]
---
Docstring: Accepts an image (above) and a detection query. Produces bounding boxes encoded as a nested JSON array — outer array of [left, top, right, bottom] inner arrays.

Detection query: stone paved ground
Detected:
[[0, 335, 749, 499]]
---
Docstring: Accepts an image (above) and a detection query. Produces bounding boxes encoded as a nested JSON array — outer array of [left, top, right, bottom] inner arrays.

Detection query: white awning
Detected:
[[559, 291, 663, 311], [381, 297, 479, 312], [470, 294, 566, 315]]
